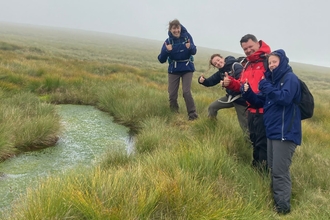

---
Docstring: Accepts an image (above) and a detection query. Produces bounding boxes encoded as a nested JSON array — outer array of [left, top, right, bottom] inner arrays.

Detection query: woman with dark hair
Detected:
[[158, 19, 198, 120], [198, 54, 248, 138]]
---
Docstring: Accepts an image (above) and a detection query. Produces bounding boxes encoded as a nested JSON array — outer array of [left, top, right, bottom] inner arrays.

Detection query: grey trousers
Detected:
[[208, 96, 249, 137], [168, 72, 197, 117], [267, 139, 296, 212]]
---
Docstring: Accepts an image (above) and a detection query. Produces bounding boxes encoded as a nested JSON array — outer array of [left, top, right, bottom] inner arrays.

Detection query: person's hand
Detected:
[[185, 39, 190, 49], [223, 72, 231, 87], [199, 74, 205, 83], [165, 42, 172, 52], [244, 79, 249, 92]]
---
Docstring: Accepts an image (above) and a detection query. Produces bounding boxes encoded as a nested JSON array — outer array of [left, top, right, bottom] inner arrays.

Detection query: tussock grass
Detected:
[[0, 92, 59, 160], [0, 23, 330, 219], [97, 76, 171, 132], [4, 146, 273, 219]]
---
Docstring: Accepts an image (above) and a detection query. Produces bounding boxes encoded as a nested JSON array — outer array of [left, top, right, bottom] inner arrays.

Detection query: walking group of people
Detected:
[[158, 19, 303, 215]]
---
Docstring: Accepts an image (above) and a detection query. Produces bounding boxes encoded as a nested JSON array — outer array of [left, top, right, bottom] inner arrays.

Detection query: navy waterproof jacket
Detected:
[[198, 56, 246, 106], [158, 25, 196, 74], [242, 49, 302, 145]]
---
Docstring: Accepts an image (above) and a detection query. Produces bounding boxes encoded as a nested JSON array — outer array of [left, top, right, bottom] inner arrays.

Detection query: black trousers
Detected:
[[248, 111, 267, 169]]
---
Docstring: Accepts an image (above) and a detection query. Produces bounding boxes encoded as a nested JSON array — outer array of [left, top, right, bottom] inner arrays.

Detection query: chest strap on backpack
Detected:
[[218, 94, 241, 103], [172, 59, 190, 68]]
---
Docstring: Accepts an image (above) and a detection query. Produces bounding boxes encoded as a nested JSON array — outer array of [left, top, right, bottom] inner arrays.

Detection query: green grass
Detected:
[[0, 22, 330, 219], [0, 92, 60, 160]]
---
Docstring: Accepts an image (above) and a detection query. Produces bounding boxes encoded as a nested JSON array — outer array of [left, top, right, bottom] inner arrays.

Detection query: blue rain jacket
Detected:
[[242, 49, 302, 145], [158, 25, 196, 74]]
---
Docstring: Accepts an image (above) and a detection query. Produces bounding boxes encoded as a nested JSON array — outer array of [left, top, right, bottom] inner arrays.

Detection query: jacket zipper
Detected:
[[281, 106, 285, 141]]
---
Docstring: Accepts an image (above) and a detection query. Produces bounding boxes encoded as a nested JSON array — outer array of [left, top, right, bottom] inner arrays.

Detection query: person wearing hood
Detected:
[[223, 34, 271, 172], [198, 54, 249, 138], [158, 19, 198, 120], [242, 49, 301, 214]]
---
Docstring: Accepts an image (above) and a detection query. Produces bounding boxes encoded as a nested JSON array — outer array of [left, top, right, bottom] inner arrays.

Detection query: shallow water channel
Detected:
[[0, 104, 131, 211]]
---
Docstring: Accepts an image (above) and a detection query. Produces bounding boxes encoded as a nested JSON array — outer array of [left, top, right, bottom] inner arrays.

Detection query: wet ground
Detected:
[[0, 104, 131, 211]]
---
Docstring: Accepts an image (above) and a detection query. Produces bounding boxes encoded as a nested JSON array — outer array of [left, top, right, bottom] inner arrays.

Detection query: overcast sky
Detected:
[[1, 0, 329, 67]]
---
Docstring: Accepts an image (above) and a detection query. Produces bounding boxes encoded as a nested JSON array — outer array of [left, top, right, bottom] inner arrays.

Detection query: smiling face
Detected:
[[211, 56, 225, 68], [241, 39, 260, 56], [170, 25, 181, 38], [268, 54, 280, 72]]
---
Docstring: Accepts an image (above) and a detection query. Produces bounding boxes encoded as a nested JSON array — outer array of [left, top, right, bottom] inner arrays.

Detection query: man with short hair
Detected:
[[223, 34, 271, 171]]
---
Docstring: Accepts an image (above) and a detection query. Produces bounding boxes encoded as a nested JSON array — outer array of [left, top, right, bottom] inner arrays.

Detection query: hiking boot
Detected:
[[188, 113, 198, 121], [274, 206, 290, 215], [208, 115, 217, 121], [170, 105, 179, 113]]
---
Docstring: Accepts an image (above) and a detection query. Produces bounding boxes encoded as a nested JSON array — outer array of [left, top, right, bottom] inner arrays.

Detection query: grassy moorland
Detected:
[[0, 22, 330, 219]]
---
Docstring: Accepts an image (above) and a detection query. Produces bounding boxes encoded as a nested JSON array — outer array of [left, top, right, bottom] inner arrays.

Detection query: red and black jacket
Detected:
[[226, 40, 271, 113]]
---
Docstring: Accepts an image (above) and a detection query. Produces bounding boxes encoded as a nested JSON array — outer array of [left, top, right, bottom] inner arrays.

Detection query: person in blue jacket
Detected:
[[198, 54, 249, 139], [242, 49, 301, 214], [158, 19, 198, 120]]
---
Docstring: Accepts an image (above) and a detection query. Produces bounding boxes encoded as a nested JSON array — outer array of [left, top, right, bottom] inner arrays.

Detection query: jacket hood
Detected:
[[224, 56, 237, 65], [264, 49, 292, 83], [219, 56, 237, 72], [247, 40, 271, 62], [168, 24, 188, 38]]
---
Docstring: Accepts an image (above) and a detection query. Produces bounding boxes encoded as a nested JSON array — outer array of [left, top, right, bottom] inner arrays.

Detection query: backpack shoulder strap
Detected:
[[262, 59, 268, 70], [243, 60, 249, 70], [167, 38, 174, 45], [231, 62, 243, 75]]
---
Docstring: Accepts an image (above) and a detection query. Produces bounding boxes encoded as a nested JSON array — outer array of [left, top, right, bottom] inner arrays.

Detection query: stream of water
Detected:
[[0, 104, 131, 211]]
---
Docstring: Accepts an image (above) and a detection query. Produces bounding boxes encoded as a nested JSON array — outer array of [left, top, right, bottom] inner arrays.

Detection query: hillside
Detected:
[[2, 22, 330, 74]]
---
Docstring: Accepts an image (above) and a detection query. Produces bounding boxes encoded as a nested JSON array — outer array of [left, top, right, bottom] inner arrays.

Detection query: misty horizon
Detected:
[[0, 0, 329, 68]]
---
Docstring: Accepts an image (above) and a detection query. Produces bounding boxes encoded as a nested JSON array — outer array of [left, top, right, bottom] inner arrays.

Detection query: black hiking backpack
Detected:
[[280, 75, 314, 120], [236, 56, 247, 64], [297, 79, 314, 120]]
